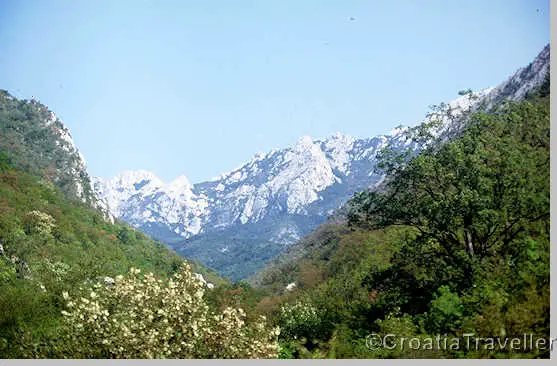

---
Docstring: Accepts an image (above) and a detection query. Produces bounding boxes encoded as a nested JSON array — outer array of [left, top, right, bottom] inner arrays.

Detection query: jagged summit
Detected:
[[167, 174, 193, 191]]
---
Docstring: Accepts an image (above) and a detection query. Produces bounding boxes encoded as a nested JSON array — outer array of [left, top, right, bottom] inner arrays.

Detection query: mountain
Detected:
[[92, 131, 416, 280], [93, 45, 549, 281], [252, 77, 550, 359], [0, 98, 228, 358], [0, 91, 113, 220]]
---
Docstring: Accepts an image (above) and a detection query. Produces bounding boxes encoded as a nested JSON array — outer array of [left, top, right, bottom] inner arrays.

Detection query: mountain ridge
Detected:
[[93, 44, 549, 280]]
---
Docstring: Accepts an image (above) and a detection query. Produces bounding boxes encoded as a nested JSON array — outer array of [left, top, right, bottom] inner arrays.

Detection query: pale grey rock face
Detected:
[[36, 107, 92, 203], [93, 131, 401, 240], [483, 44, 550, 109]]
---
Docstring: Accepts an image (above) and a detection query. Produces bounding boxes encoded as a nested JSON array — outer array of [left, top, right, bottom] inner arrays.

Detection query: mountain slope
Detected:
[[0, 92, 96, 204], [0, 157, 180, 357], [93, 45, 549, 280], [0, 94, 227, 357], [252, 81, 550, 359]]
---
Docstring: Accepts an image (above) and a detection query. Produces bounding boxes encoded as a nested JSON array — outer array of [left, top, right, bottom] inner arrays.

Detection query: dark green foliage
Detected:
[[349, 97, 549, 309], [426, 286, 464, 334], [254, 93, 550, 358], [0, 151, 13, 173]]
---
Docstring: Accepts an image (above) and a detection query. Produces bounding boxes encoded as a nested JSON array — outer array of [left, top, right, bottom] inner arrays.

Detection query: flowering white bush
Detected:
[[23, 210, 56, 236], [35, 258, 70, 282], [58, 262, 279, 358], [278, 301, 326, 341]]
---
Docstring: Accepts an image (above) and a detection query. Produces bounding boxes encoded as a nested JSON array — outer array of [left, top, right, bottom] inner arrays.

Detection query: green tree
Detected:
[[427, 285, 463, 333], [349, 100, 549, 283]]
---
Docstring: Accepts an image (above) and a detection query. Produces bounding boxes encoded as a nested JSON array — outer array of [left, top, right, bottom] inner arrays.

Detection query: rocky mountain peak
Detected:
[[167, 174, 193, 192]]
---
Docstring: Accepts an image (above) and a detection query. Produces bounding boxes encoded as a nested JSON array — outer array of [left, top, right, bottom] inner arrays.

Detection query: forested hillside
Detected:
[[0, 149, 287, 358], [252, 79, 550, 358], [0, 93, 278, 358], [0, 158, 173, 356]]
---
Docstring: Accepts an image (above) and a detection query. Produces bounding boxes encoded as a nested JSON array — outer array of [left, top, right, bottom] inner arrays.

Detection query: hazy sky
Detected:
[[0, 0, 549, 183]]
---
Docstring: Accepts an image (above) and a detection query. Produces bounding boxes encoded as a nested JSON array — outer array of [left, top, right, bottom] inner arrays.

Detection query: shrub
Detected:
[[23, 210, 56, 237], [56, 262, 279, 359], [278, 301, 327, 342], [427, 286, 463, 333]]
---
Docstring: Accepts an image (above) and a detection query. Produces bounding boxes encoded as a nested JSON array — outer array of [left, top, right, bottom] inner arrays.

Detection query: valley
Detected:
[[0, 31, 550, 358]]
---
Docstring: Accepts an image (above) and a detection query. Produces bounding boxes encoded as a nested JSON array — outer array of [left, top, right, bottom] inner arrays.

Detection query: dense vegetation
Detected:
[[0, 89, 286, 358], [0, 154, 281, 358], [173, 215, 324, 282], [252, 85, 550, 358], [0, 79, 549, 358], [57, 262, 279, 358]]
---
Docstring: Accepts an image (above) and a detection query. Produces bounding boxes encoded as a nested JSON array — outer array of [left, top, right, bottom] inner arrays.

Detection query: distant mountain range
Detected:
[[92, 129, 412, 280], [3, 45, 546, 282], [92, 45, 549, 280]]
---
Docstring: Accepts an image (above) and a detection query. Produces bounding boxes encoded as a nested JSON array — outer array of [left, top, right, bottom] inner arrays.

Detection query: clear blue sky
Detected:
[[0, 0, 549, 183]]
